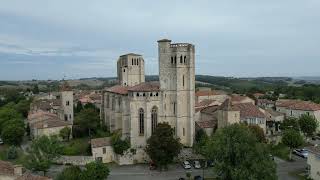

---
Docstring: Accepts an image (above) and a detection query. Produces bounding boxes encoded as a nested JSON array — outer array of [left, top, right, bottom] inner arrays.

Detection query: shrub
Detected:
[[111, 132, 130, 155], [6, 146, 18, 160]]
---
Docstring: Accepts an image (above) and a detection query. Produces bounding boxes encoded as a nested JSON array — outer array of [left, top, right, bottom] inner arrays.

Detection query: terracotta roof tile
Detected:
[[91, 137, 112, 148], [31, 117, 72, 129], [0, 160, 14, 176], [233, 103, 265, 119], [106, 85, 129, 95], [276, 99, 320, 111], [196, 120, 217, 128], [200, 105, 219, 114], [128, 82, 160, 92]]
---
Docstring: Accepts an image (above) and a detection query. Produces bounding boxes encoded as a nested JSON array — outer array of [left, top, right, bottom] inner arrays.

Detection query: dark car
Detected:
[[149, 162, 157, 170], [194, 175, 203, 180], [207, 160, 214, 167]]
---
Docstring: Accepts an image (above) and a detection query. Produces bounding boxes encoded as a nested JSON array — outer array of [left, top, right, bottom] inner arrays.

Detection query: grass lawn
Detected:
[[269, 143, 290, 161], [61, 137, 91, 156]]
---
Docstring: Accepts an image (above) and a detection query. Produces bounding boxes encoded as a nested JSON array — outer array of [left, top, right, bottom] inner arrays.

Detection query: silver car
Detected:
[[193, 160, 201, 169], [293, 149, 308, 158], [182, 161, 192, 169]]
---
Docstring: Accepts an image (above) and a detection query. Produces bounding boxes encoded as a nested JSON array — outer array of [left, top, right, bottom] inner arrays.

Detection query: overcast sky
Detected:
[[0, 0, 319, 80]]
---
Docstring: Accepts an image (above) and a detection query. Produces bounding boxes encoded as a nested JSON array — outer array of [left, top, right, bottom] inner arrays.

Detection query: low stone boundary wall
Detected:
[[54, 155, 94, 166]]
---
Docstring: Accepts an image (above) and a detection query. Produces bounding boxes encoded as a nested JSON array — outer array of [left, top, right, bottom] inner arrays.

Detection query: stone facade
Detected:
[[101, 39, 195, 151]]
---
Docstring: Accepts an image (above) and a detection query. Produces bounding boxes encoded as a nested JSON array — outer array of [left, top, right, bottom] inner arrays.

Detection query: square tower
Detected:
[[157, 39, 195, 146], [117, 53, 145, 87]]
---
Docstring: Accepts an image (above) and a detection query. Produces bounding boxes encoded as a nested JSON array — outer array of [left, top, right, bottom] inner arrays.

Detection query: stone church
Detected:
[[101, 39, 195, 148]]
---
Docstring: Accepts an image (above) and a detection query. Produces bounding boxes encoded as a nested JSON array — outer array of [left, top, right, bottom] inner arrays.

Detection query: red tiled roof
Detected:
[[200, 105, 219, 114], [0, 160, 14, 176], [276, 99, 320, 111], [196, 120, 217, 128], [233, 103, 265, 119], [231, 95, 250, 102], [128, 82, 160, 92], [219, 99, 239, 111], [32, 117, 72, 129], [258, 99, 274, 104], [91, 137, 111, 148], [195, 99, 216, 108], [106, 85, 129, 95]]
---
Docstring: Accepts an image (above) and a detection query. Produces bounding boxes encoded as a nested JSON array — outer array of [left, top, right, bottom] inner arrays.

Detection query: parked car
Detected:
[[178, 178, 186, 180], [193, 160, 201, 169], [293, 149, 308, 158], [194, 175, 203, 180], [0, 138, 3, 145], [182, 161, 192, 169]]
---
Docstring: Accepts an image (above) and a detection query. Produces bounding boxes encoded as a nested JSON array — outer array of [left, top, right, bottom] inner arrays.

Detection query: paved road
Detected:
[[276, 155, 307, 180], [108, 164, 213, 180]]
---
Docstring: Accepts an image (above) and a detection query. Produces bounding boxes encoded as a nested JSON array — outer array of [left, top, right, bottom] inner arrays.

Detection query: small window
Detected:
[[306, 112, 310, 115], [174, 56, 176, 64], [103, 147, 106, 154], [137, 59, 139, 65], [183, 128, 185, 136], [184, 56, 186, 63], [143, 93, 145, 97], [136, 93, 139, 97], [64, 114, 68, 121], [173, 102, 176, 115], [150, 93, 153, 96], [171, 57, 173, 64], [156, 93, 158, 96], [132, 58, 133, 65], [180, 55, 183, 63], [182, 75, 184, 87], [123, 69, 125, 72], [69, 114, 71, 119], [66, 101, 70, 106]]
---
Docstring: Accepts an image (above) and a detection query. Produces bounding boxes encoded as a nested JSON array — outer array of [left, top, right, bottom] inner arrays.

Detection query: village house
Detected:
[[230, 94, 255, 105], [306, 146, 320, 180], [28, 82, 74, 139], [91, 137, 114, 163], [196, 99, 267, 135], [276, 99, 320, 131]]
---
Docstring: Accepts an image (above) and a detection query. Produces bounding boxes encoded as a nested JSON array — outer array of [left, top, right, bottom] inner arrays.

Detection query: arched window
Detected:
[[136, 93, 139, 97], [174, 56, 177, 64], [150, 93, 153, 96], [171, 57, 173, 64], [184, 56, 186, 64], [180, 55, 183, 63], [132, 58, 133, 65], [151, 107, 158, 134], [139, 108, 144, 135], [137, 59, 139, 66]]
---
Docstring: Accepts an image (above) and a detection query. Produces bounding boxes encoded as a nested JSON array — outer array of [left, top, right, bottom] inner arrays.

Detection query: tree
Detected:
[[56, 165, 82, 180], [298, 114, 319, 137], [80, 161, 110, 180], [15, 99, 32, 118], [280, 117, 300, 131], [146, 123, 182, 170], [204, 124, 277, 180], [248, 125, 266, 143], [111, 132, 130, 155], [194, 129, 208, 155], [59, 127, 71, 141], [75, 108, 100, 136], [26, 136, 63, 175], [33, 84, 40, 94], [282, 129, 304, 160], [1, 124, 25, 145], [0, 107, 23, 133], [74, 101, 83, 114], [7, 146, 18, 160]]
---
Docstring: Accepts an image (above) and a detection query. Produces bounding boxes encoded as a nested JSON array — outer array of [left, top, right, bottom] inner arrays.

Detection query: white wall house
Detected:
[[276, 99, 320, 131]]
